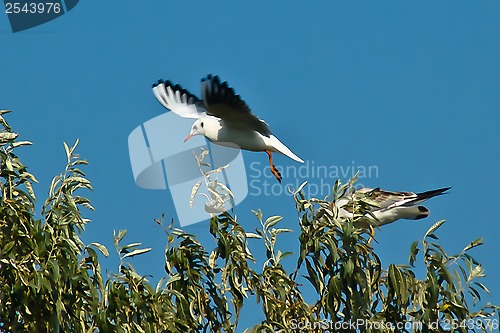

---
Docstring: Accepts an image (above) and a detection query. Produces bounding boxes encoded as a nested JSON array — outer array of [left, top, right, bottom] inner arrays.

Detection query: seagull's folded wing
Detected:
[[361, 187, 450, 210], [201, 74, 272, 137], [360, 188, 418, 209], [152, 80, 205, 119]]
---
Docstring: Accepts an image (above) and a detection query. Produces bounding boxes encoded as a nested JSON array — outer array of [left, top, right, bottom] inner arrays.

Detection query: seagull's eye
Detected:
[[200, 122, 204, 128]]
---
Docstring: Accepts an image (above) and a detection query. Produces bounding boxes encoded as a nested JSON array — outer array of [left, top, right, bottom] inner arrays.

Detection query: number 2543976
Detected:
[[5, 2, 62, 14]]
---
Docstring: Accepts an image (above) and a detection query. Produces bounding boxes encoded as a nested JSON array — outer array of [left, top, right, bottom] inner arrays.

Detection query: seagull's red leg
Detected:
[[265, 150, 282, 183]]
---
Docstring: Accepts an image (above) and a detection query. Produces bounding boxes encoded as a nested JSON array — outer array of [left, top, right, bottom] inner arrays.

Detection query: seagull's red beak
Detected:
[[184, 133, 194, 142]]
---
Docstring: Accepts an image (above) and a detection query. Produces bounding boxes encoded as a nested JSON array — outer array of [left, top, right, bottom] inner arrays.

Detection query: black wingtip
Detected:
[[152, 79, 165, 88], [201, 74, 220, 83], [200, 74, 251, 113], [152, 79, 202, 105], [151, 79, 179, 91], [417, 187, 451, 199]]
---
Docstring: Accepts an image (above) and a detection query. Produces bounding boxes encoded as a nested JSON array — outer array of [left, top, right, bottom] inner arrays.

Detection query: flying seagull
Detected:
[[152, 74, 303, 182], [336, 186, 450, 232]]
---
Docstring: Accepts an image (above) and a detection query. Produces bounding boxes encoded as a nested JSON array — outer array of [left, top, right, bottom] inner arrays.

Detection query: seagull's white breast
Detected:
[[201, 116, 268, 151]]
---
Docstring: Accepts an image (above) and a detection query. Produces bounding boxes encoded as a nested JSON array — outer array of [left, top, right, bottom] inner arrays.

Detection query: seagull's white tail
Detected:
[[373, 206, 430, 226], [268, 135, 304, 163]]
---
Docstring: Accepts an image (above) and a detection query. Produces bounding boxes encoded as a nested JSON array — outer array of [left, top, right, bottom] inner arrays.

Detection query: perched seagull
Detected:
[[152, 74, 303, 182], [336, 186, 451, 230]]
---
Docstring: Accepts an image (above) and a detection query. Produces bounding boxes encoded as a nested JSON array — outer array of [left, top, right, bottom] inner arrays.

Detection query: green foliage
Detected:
[[0, 110, 102, 332], [291, 179, 498, 332], [0, 111, 498, 332]]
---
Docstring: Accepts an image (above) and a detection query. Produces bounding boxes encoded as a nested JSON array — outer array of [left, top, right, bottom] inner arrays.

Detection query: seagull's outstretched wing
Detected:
[[200, 74, 272, 137], [152, 80, 205, 119]]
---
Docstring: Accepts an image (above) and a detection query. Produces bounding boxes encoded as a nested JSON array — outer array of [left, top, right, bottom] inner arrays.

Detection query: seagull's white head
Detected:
[[184, 119, 205, 142]]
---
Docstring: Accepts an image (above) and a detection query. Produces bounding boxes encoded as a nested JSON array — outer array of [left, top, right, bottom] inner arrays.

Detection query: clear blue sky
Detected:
[[2, 1, 500, 329]]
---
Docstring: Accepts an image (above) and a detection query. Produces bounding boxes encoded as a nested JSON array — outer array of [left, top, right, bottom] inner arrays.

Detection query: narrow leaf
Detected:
[[89, 242, 109, 257], [189, 180, 203, 208], [245, 232, 262, 239], [122, 248, 152, 259], [265, 216, 283, 230], [424, 220, 446, 239], [462, 238, 484, 253]]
